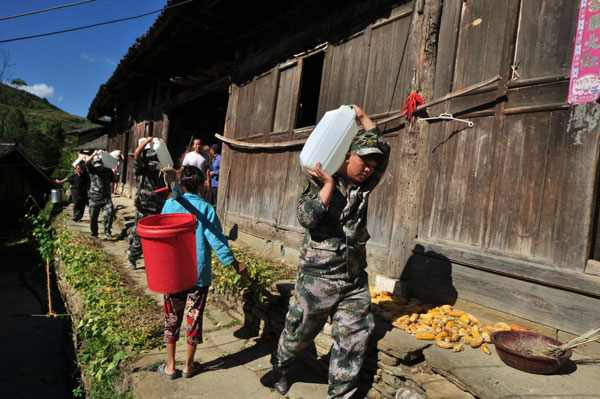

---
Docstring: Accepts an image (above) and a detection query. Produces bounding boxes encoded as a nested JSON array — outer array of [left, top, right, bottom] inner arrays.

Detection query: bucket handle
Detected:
[[154, 183, 227, 244]]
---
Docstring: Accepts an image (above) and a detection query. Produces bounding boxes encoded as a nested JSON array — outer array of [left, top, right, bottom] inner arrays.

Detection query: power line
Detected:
[[0, 0, 96, 21], [0, 0, 194, 44]]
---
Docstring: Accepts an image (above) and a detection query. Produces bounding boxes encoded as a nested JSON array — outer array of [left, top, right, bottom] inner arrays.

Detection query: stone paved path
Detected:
[[66, 195, 329, 399]]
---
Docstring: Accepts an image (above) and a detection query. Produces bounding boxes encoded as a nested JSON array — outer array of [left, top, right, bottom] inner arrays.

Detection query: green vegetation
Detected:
[[23, 200, 55, 261], [20, 203, 294, 398], [53, 225, 163, 398], [0, 82, 90, 177], [212, 248, 296, 302]]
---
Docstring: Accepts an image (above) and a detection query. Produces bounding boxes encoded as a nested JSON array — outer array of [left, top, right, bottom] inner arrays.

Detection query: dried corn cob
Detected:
[[435, 339, 453, 349], [416, 332, 436, 340]]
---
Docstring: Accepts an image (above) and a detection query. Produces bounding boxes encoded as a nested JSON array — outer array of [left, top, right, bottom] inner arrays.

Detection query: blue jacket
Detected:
[[210, 154, 221, 187], [161, 193, 234, 287]]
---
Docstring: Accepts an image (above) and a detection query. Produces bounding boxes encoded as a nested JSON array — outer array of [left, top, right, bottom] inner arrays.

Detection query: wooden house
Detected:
[[0, 143, 57, 227], [88, 0, 600, 335]]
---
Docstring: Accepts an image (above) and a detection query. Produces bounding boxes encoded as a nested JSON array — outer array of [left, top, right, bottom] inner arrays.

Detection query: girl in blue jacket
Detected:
[[159, 165, 246, 379]]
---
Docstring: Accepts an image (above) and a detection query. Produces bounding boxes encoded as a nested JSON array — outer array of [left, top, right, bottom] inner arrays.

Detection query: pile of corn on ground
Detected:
[[370, 288, 528, 355]]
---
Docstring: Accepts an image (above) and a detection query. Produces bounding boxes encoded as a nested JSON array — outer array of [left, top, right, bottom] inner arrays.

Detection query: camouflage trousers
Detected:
[[89, 199, 114, 236], [128, 209, 159, 262], [273, 271, 374, 399]]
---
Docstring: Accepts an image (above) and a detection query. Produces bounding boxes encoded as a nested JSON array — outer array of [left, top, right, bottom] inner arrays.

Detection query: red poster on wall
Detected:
[[568, 0, 600, 104]]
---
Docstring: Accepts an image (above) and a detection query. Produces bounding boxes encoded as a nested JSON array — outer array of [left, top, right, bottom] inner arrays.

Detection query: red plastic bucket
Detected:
[[137, 213, 198, 293]]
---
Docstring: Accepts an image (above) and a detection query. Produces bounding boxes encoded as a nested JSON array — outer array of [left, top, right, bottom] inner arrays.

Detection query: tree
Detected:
[[0, 48, 10, 84], [10, 78, 27, 88], [1, 108, 28, 143]]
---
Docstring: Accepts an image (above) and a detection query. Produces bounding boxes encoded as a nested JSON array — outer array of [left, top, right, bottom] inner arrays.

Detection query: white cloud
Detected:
[[22, 83, 55, 99], [100, 56, 116, 66], [57, 96, 63, 101], [81, 52, 96, 62]]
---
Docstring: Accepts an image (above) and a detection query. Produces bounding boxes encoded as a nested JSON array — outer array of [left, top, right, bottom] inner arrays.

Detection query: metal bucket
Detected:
[[50, 189, 63, 204]]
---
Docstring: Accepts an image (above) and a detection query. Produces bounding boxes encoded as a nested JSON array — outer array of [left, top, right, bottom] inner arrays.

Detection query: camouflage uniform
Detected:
[[273, 127, 390, 399], [87, 164, 116, 236], [127, 158, 167, 264]]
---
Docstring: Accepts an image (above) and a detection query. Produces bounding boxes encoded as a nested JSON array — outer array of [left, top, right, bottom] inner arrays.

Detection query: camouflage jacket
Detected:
[[86, 165, 115, 203], [297, 127, 390, 279], [133, 159, 167, 213]]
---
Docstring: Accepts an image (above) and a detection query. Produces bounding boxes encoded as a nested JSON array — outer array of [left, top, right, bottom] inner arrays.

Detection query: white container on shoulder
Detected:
[[96, 150, 118, 169], [299, 105, 358, 176], [109, 150, 122, 159], [72, 155, 86, 168], [138, 137, 174, 169]]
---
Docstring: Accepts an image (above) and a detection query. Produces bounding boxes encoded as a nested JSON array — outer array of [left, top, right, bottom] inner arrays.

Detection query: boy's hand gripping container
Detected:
[[138, 138, 174, 169], [299, 105, 358, 176]]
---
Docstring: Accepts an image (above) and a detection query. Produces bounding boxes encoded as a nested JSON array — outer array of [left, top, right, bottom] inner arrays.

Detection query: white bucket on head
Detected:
[[299, 105, 358, 176], [72, 155, 85, 168], [138, 138, 173, 169]]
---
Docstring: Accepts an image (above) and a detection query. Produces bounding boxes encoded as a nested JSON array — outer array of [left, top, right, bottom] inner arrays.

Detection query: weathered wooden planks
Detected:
[[408, 252, 600, 336], [514, 0, 576, 80], [217, 0, 600, 335]]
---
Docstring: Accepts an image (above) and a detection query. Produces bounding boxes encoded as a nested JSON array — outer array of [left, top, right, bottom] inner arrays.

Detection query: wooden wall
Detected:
[[0, 151, 54, 227], [412, 0, 600, 334], [219, 3, 418, 262], [215, 0, 600, 334]]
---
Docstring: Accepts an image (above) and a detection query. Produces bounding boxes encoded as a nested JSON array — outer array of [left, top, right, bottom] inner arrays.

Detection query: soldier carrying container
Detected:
[[270, 105, 390, 399], [127, 137, 168, 270], [85, 150, 117, 238]]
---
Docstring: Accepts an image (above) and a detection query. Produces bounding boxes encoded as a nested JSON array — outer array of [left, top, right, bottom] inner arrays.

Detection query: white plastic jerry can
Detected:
[[138, 137, 174, 169], [299, 105, 358, 176], [72, 155, 86, 168], [97, 150, 118, 169], [152, 138, 174, 169]]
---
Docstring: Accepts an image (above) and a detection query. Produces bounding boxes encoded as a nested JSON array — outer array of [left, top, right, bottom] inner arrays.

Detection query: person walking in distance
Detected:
[[127, 137, 168, 270], [55, 160, 90, 222], [157, 165, 247, 379], [85, 150, 117, 238], [181, 138, 210, 198], [112, 153, 124, 194], [205, 143, 221, 207], [270, 105, 390, 398]]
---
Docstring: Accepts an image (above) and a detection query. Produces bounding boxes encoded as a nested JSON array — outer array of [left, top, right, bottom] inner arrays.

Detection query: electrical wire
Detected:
[[0, 0, 194, 44], [0, 0, 96, 21]]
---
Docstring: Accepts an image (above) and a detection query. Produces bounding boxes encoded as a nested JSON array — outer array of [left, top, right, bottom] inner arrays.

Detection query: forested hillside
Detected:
[[0, 83, 90, 177]]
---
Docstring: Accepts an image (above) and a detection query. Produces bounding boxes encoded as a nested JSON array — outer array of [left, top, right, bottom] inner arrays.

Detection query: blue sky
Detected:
[[0, 0, 167, 117]]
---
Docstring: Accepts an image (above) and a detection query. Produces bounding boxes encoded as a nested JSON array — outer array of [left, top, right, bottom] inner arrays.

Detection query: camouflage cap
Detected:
[[143, 148, 159, 165], [350, 129, 383, 156], [92, 156, 103, 167]]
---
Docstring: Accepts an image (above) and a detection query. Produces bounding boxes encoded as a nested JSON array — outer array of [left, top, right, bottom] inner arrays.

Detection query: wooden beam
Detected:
[[217, 75, 503, 150], [129, 70, 164, 82], [414, 239, 600, 297], [167, 75, 232, 108]]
